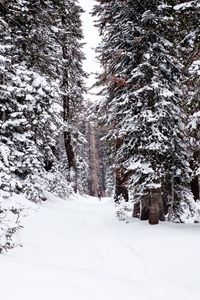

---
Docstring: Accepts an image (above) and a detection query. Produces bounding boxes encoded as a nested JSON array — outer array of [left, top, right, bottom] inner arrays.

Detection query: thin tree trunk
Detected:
[[64, 130, 77, 183], [190, 150, 200, 201], [140, 200, 149, 220], [132, 202, 140, 218], [63, 92, 77, 190], [62, 40, 77, 191], [159, 200, 166, 221], [191, 176, 199, 200], [114, 166, 129, 203], [168, 166, 175, 221], [114, 137, 129, 203]]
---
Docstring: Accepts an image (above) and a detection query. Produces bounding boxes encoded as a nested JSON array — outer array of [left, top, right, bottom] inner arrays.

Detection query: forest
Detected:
[[0, 1, 200, 299], [0, 0, 200, 247]]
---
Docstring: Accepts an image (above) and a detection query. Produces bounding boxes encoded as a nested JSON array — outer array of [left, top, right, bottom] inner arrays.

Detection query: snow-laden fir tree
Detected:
[[0, 0, 87, 249], [174, 0, 200, 201], [48, 0, 87, 192], [94, 0, 195, 224], [187, 56, 200, 201], [0, 0, 65, 201], [93, 0, 131, 204], [0, 3, 38, 251], [0, 0, 87, 201]]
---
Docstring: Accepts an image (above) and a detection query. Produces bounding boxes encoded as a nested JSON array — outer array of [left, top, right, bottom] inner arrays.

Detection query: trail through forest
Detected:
[[1, 194, 200, 300]]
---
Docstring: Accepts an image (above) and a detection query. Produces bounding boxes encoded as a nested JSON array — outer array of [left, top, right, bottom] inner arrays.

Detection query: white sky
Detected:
[[79, 0, 101, 101]]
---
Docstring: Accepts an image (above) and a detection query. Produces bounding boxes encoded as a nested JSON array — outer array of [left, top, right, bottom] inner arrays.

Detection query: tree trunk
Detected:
[[63, 93, 77, 191], [191, 175, 200, 201], [149, 188, 162, 225], [64, 130, 77, 186], [190, 150, 200, 201], [159, 200, 165, 221], [132, 202, 140, 218], [140, 202, 149, 220], [114, 166, 129, 203], [61, 37, 77, 191], [61, 33, 77, 191]]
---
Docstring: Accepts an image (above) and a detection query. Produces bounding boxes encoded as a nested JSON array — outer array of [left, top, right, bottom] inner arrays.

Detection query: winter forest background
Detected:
[[0, 0, 200, 253]]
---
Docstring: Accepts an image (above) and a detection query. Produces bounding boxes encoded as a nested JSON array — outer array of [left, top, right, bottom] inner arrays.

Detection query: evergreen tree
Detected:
[[0, 1, 60, 201], [94, 0, 195, 223], [0, 0, 86, 200], [174, 0, 200, 201], [50, 0, 86, 191], [0, 0, 87, 249]]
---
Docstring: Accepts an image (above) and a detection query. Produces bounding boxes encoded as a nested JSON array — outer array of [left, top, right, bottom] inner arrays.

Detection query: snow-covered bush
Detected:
[[115, 196, 132, 222], [0, 194, 35, 253], [0, 208, 21, 252]]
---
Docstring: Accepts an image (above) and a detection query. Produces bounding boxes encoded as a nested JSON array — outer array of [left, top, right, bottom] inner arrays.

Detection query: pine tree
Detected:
[[0, 0, 87, 250], [51, 0, 86, 191], [93, 0, 132, 204], [94, 0, 195, 223], [187, 54, 200, 200], [0, 1, 74, 200], [174, 0, 200, 201], [0, 5, 19, 199]]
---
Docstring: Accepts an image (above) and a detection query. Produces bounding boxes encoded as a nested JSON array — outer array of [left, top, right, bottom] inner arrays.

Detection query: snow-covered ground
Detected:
[[1, 193, 200, 300]]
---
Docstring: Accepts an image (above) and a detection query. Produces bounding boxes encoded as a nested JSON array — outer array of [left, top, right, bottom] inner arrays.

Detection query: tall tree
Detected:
[[0, 0, 86, 200], [94, 0, 195, 223], [50, 0, 86, 191], [174, 0, 200, 201]]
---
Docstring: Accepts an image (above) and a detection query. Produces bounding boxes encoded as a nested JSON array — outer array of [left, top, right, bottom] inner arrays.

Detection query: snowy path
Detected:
[[1, 194, 200, 300]]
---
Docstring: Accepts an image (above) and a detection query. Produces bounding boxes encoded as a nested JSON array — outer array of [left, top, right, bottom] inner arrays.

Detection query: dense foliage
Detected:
[[93, 0, 200, 224], [0, 0, 86, 250]]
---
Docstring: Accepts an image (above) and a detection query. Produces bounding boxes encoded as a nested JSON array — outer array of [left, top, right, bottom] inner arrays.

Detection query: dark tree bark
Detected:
[[132, 202, 140, 218], [114, 136, 129, 203], [114, 166, 129, 203], [159, 203, 166, 222], [63, 92, 77, 191], [149, 188, 162, 225], [139, 188, 164, 224], [61, 35, 77, 191], [190, 150, 200, 201], [140, 206, 149, 221], [191, 176, 200, 201]]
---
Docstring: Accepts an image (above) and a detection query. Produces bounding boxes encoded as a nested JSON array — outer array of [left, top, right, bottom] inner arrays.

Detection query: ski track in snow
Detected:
[[1, 194, 200, 300]]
